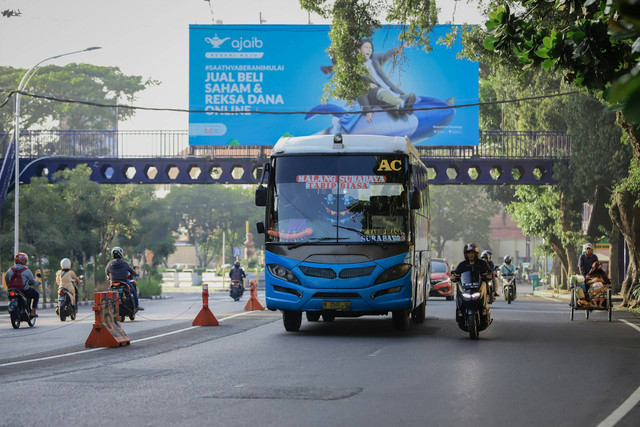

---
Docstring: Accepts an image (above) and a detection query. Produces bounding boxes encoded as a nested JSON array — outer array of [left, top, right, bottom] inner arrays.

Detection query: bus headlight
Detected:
[[267, 264, 301, 285], [374, 264, 411, 285]]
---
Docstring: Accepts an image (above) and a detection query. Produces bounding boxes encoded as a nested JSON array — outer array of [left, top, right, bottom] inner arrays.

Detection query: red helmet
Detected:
[[14, 252, 28, 265]]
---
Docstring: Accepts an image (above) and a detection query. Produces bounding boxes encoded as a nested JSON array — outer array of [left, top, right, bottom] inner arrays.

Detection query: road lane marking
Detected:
[[0, 347, 104, 368], [597, 383, 640, 427], [368, 346, 389, 357], [596, 319, 640, 426], [0, 310, 258, 368], [620, 319, 640, 333]]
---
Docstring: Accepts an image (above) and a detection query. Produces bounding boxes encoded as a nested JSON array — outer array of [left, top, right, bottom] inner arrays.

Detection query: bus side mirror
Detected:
[[255, 185, 267, 207], [410, 188, 422, 210], [256, 222, 265, 234]]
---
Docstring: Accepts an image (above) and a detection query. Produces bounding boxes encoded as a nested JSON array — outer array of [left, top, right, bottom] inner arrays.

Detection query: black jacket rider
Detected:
[[452, 258, 492, 281]]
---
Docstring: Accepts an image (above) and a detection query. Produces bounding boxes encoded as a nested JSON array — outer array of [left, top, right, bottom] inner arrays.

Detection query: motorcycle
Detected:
[[230, 280, 244, 301], [7, 288, 36, 329], [108, 281, 136, 322], [56, 286, 77, 321], [502, 268, 519, 304], [454, 271, 492, 340]]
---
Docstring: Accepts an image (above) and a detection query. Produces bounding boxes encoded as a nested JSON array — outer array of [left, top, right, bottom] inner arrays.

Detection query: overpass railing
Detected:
[[0, 129, 570, 160]]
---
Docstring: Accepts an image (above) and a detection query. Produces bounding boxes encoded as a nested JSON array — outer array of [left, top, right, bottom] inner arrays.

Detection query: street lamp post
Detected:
[[13, 46, 101, 255]]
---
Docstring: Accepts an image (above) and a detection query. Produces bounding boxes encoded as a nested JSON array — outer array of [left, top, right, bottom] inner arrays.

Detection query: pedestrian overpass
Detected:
[[0, 129, 570, 207]]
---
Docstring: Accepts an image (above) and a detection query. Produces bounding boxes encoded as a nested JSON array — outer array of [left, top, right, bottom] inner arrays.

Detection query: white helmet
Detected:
[[60, 258, 71, 269]]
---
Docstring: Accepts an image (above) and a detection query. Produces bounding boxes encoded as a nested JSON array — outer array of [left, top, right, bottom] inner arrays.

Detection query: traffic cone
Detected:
[[244, 281, 265, 311], [193, 284, 219, 326]]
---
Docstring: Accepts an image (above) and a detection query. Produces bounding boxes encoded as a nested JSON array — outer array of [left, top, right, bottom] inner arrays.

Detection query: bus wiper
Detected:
[[332, 225, 386, 248], [287, 237, 348, 250]]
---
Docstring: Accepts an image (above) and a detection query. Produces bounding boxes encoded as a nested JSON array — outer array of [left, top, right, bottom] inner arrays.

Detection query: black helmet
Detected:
[[463, 243, 478, 260], [480, 250, 492, 259], [504, 255, 512, 263], [234, 261, 241, 267], [111, 247, 123, 259]]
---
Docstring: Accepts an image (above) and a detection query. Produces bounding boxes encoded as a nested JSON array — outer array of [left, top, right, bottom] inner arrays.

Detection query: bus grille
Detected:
[[299, 266, 337, 279], [312, 292, 360, 298], [339, 266, 376, 278]]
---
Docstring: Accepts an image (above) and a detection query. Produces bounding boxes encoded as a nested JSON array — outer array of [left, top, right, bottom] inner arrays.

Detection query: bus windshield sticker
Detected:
[[296, 175, 337, 189], [339, 175, 386, 190], [376, 159, 403, 172], [296, 175, 387, 190], [361, 228, 406, 242], [360, 234, 404, 242]]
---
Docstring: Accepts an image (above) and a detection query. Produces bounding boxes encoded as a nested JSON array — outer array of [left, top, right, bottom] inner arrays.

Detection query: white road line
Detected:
[[596, 319, 640, 427], [597, 384, 640, 427], [620, 319, 640, 333], [368, 346, 389, 357], [0, 310, 257, 368]]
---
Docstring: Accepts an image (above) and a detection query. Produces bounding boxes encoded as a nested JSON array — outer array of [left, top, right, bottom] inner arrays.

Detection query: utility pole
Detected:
[[222, 231, 226, 266]]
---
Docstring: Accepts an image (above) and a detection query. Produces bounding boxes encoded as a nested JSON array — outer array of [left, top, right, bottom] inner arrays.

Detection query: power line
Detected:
[[0, 89, 579, 116]]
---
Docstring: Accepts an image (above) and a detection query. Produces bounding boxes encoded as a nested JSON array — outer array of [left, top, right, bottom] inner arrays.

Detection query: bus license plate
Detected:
[[323, 301, 350, 310]]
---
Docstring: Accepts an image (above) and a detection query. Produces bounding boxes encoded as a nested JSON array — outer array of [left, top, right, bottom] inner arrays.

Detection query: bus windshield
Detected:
[[267, 155, 408, 244]]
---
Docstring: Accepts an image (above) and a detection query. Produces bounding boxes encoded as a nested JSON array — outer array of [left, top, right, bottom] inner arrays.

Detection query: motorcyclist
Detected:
[[480, 249, 499, 297], [499, 255, 518, 297], [451, 243, 492, 318], [56, 258, 82, 310], [105, 247, 143, 311], [5, 252, 40, 317], [229, 261, 246, 295]]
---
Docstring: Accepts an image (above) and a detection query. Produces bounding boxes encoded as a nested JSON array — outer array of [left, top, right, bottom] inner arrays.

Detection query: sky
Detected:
[[0, 0, 484, 131]]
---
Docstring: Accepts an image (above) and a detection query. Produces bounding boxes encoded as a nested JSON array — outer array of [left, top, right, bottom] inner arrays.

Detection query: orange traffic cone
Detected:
[[244, 281, 265, 311], [193, 284, 219, 326]]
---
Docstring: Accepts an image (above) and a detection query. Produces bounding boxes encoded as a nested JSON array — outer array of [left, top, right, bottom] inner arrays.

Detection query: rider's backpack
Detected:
[[8, 267, 26, 290]]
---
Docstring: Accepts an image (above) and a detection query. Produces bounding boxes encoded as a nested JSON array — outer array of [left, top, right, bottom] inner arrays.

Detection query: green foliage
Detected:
[[429, 185, 499, 256], [0, 63, 158, 131], [162, 185, 264, 268], [615, 158, 640, 207], [299, 0, 439, 103], [0, 167, 174, 290], [483, 0, 640, 124], [137, 276, 162, 297]]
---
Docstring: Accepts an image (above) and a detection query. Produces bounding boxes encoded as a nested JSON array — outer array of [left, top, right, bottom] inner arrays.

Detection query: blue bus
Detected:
[[255, 134, 431, 331]]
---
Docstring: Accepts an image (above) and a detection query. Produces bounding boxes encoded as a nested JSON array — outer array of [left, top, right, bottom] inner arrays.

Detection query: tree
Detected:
[[430, 185, 499, 257], [163, 185, 263, 268], [481, 0, 640, 305], [0, 64, 158, 132], [299, 0, 439, 103], [13, 177, 69, 302], [476, 66, 631, 286], [117, 195, 176, 274]]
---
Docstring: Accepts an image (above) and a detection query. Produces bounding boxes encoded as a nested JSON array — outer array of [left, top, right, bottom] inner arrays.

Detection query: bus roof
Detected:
[[271, 134, 419, 157]]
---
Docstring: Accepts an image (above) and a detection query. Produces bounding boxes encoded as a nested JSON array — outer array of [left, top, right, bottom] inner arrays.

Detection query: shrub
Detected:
[[137, 276, 162, 297]]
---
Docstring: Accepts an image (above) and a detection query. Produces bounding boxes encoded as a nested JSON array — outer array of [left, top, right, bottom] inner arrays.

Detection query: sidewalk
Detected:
[[532, 287, 624, 304]]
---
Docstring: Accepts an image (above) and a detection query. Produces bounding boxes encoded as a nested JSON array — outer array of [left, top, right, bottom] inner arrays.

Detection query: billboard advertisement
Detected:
[[189, 24, 478, 146]]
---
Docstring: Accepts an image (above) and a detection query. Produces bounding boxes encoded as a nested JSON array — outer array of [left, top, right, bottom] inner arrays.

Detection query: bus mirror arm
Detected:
[[410, 187, 422, 210]]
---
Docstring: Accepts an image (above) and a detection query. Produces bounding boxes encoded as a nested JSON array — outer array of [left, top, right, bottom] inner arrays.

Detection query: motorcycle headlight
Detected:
[[267, 264, 301, 285], [461, 292, 481, 301], [374, 264, 411, 285]]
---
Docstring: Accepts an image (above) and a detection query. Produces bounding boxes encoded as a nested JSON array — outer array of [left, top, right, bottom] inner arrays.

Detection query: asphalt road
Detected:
[[1, 291, 639, 427]]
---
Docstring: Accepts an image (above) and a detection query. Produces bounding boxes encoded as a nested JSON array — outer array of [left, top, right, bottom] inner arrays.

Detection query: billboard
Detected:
[[189, 25, 478, 146]]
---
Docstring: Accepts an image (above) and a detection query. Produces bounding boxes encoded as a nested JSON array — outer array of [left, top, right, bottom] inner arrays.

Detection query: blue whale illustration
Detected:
[[305, 96, 455, 144]]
